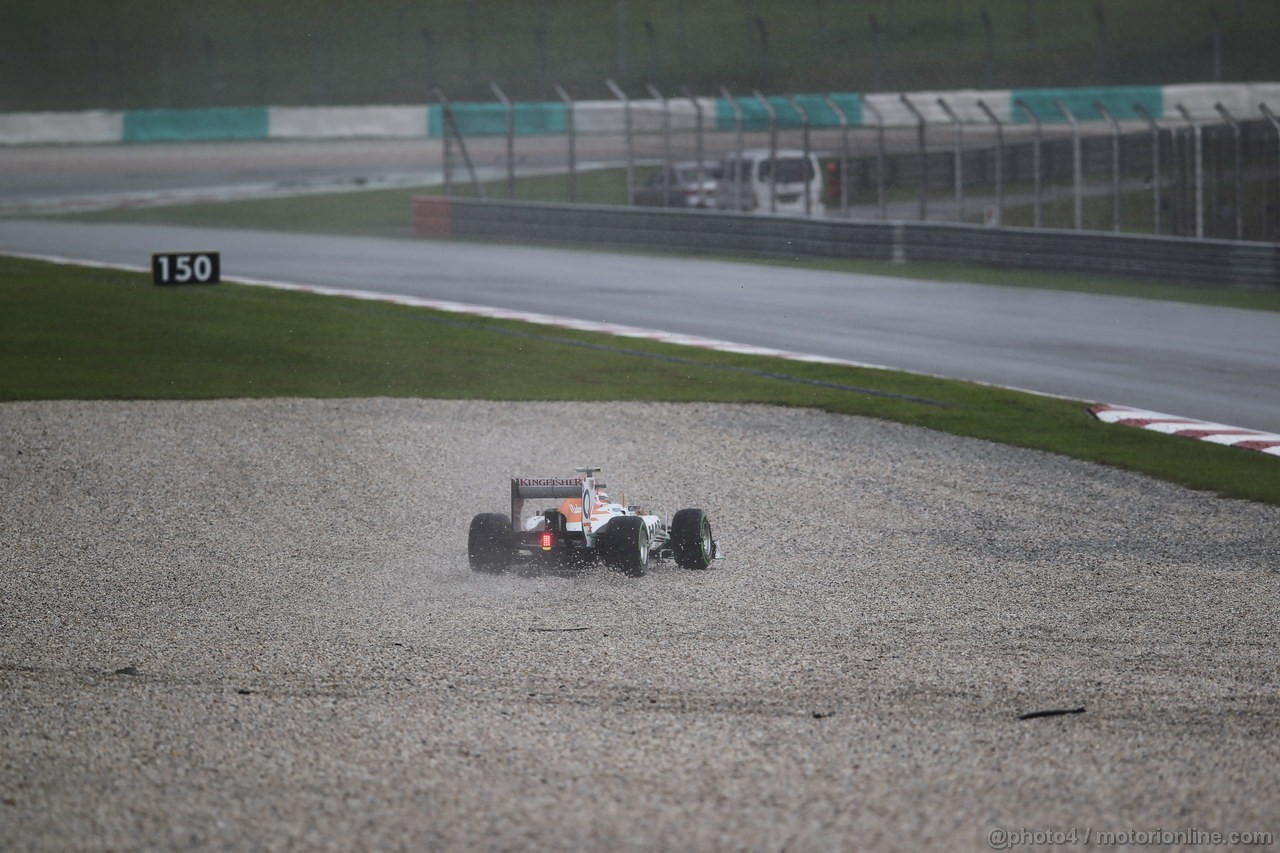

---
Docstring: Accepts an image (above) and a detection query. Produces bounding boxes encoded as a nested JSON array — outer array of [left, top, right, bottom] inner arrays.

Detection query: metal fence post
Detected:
[[720, 87, 745, 210], [785, 95, 812, 216], [1055, 99, 1082, 230], [646, 83, 672, 207], [861, 95, 887, 220], [490, 81, 515, 200], [1093, 101, 1122, 232], [1214, 102, 1243, 241], [976, 98, 1003, 227], [822, 94, 851, 217], [1176, 103, 1204, 238], [435, 87, 485, 199], [1133, 103, 1162, 235], [753, 90, 779, 214], [554, 83, 576, 203], [1169, 119, 1183, 236], [1261, 103, 1280, 240], [437, 88, 452, 197], [605, 78, 634, 206], [900, 94, 927, 221], [682, 85, 706, 208], [937, 97, 964, 222], [1014, 98, 1042, 228]]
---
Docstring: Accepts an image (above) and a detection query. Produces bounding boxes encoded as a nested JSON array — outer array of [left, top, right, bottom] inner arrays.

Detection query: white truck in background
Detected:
[[715, 148, 824, 217]]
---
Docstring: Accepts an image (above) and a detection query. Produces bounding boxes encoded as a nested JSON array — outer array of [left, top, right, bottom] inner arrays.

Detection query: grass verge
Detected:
[[2, 254, 1276, 505]]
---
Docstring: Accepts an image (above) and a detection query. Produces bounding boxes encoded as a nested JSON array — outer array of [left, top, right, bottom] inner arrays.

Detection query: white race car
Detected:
[[468, 467, 722, 577]]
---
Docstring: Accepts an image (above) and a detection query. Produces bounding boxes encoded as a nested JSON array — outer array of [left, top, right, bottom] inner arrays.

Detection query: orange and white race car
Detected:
[[467, 467, 722, 577]]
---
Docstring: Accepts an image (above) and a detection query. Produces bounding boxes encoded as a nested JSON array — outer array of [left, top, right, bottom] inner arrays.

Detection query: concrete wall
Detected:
[[413, 196, 1280, 290]]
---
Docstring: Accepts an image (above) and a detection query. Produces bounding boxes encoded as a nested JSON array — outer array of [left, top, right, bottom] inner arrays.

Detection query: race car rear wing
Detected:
[[510, 470, 598, 530]]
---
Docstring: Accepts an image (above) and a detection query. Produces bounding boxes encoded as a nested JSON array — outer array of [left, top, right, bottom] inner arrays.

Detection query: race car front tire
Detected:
[[671, 508, 715, 570], [598, 516, 650, 578], [468, 513, 512, 573]]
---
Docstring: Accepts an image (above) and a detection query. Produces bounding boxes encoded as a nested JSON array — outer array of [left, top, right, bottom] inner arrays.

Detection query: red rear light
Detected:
[[540, 531, 554, 550]]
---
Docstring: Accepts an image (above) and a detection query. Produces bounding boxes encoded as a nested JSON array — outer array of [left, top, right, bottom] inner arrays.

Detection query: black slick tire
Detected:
[[671, 508, 715, 570], [598, 516, 650, 578], [468, 513, 511, 574]]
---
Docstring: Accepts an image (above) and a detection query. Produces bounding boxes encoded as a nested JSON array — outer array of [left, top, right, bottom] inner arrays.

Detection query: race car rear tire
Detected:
[[671, 508, 715, 571], [468, 513, 511, 574], [598, 516, 649, 578]]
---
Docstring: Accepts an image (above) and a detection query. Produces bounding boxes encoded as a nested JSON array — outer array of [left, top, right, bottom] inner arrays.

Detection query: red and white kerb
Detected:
[[1089, 405, 1280, 457]]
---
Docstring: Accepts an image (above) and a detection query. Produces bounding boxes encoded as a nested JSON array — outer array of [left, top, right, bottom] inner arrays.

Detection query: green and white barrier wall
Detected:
[[3, 83, 1278, 146]]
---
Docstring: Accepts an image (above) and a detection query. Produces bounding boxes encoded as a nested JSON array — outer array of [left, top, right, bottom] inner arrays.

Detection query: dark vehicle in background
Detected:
[[631, 161, 722, 208]]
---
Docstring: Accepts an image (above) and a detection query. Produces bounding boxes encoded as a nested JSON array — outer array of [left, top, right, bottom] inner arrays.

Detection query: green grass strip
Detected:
[[2, 254, 1276, 505]]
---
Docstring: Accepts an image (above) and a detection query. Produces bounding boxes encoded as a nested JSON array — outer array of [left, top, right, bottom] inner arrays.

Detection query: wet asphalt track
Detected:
[[3, 135, 1279, 432], [2, 217, 1279, 433]]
